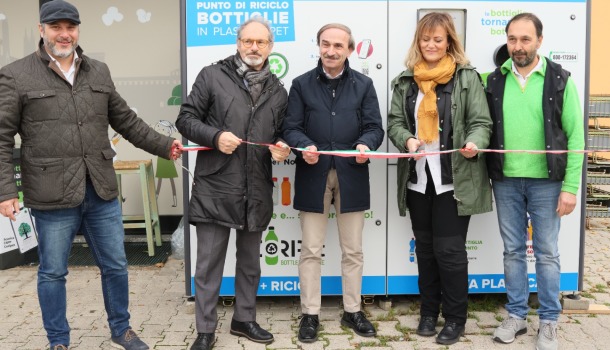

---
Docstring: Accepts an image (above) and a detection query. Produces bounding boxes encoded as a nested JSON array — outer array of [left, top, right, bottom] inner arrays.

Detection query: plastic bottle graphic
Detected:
[[281, 177, 291, 206], [409, 238, 416, 263], [265, 226, 279, 265], [526, 213, 534, 257], [272, 177, 278, 206]]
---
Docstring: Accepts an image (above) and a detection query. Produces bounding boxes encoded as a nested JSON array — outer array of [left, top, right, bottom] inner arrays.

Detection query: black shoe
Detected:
[[416, 316, 438, 337], [341, 311, 376, 337], [436, 321, 465, 345], [298, 314, 320, 343], [190, 333, 215, 350], [230, 319, 274, 344]]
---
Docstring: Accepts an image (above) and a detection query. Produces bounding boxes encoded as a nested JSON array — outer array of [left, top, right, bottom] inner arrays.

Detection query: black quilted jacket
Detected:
[[176, 55, 287, 232], [0, 41, 174, 209]]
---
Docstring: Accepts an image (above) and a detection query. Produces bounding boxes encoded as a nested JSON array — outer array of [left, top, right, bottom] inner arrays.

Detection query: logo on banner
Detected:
[[264, 226, 279, 265], [18, 222, 33, 239], [480, 9, 525, 36], [409, 237, 417, 264], [269, 52, 288, 78], [356, 39, 373, 59], [526, 213, 535, 263], [10, 208, 38, 253], [187, 0, 295, 47], [261, 226, 326, 266], [466, 239, 483, 261]]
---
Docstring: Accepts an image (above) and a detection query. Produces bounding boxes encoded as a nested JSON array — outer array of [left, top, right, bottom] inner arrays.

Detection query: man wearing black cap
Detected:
[[0, 1, 182, 350]]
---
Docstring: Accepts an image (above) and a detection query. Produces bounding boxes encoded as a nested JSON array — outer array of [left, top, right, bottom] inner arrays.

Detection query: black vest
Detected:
[[485, 57, 570, 181]]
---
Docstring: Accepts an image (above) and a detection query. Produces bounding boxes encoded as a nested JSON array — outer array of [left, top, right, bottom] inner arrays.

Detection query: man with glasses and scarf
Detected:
[[176, 17, 290, 350]]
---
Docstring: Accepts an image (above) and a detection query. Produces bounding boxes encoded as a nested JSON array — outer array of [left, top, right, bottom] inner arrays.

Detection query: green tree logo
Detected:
[[167, 85, 182, 106], [18, 222, 32, 239], [269, 53, 289, 79]]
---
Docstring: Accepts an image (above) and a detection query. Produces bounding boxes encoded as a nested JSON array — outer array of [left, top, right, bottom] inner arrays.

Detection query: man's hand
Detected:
[[302, 145, 319, 165], [557, 191, 577, 217], [459, 142, 479, 159], [0, 198, 20, 221], [406, 137, 424, 160], [355, 144, 370, 164], [170, 139, 183, 160], [269, 141, 290, 162], [217, 131, 242, 154]]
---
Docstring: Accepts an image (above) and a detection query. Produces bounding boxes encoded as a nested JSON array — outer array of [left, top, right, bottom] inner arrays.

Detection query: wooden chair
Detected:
[[113, 160, 161, 256]]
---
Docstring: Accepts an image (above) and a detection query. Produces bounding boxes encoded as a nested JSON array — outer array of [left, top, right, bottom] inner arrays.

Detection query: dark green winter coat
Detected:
[[387, 64, 493, 216]]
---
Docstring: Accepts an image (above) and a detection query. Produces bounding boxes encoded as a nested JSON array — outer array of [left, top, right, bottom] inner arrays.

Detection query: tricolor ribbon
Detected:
[[180, 141, 597, 158], [181, 145, 213, 151]]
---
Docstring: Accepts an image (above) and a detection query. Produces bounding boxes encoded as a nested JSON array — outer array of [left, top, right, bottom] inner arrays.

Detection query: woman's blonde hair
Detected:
[[404, 12, 469, 70]]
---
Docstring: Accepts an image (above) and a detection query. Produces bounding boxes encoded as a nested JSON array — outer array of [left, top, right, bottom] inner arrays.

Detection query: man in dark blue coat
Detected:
[[282, 23, 384, 344]]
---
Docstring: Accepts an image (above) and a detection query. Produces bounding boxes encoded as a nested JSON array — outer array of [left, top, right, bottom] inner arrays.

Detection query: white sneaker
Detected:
[[536, 322, 558, 350], [493, 317, 527, 344]]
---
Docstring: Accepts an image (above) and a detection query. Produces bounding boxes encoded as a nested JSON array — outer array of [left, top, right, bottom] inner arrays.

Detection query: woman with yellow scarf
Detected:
[[388, 12, 493, 345]]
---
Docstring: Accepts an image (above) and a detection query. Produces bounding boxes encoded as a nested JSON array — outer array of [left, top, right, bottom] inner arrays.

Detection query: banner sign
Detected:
[[186, 0, 295, 47]]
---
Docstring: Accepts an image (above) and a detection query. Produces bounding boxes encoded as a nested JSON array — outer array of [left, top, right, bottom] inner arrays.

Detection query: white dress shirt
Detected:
[[407, 90, 455, 195]]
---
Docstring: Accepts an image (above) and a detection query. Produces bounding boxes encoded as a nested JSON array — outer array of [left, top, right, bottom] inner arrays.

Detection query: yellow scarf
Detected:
[[413, 56, 456, 143]]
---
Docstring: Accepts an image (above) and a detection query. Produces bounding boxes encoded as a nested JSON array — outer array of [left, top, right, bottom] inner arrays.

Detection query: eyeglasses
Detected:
[[239, 39, 271, 49]]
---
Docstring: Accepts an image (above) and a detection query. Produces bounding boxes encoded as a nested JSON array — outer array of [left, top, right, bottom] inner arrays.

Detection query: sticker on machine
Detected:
[[549, 51, 578, 62]]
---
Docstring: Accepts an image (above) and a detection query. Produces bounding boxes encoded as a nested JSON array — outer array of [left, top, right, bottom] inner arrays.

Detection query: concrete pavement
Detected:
[[2, 218, 610, 350]]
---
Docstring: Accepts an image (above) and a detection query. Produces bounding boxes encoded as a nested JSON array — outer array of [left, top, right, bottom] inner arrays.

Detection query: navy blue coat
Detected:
[[282, 59, 384, 213]]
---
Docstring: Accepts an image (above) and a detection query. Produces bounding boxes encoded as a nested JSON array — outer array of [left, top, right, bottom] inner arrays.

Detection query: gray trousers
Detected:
[[194, 223, 262, 333]]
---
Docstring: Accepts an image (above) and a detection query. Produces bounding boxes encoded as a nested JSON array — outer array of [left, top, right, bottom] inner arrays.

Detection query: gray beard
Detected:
[[51, 46, 74, 59], [44, 37, 76, 59], [243, 55, 263, 67]]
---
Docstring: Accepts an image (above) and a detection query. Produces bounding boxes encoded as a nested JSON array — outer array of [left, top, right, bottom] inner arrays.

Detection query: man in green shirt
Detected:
[[485, 13, 584, 350]]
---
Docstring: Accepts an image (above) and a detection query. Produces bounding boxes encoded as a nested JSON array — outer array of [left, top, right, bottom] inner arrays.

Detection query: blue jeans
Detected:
[[32, 180, 130, 346], [492, 178, 562, 321]]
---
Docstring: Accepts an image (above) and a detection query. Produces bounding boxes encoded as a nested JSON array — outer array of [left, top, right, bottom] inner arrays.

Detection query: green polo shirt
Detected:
[[501, 57, 584, 194]]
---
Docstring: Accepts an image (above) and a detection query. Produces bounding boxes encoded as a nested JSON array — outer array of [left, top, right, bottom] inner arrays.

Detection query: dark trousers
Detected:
[[407, 165, 471, 324], [194, 223, 262, 333]]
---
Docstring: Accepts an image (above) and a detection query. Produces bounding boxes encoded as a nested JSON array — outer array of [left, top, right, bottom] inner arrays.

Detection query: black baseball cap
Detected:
[[40, 0, 81, 25]]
